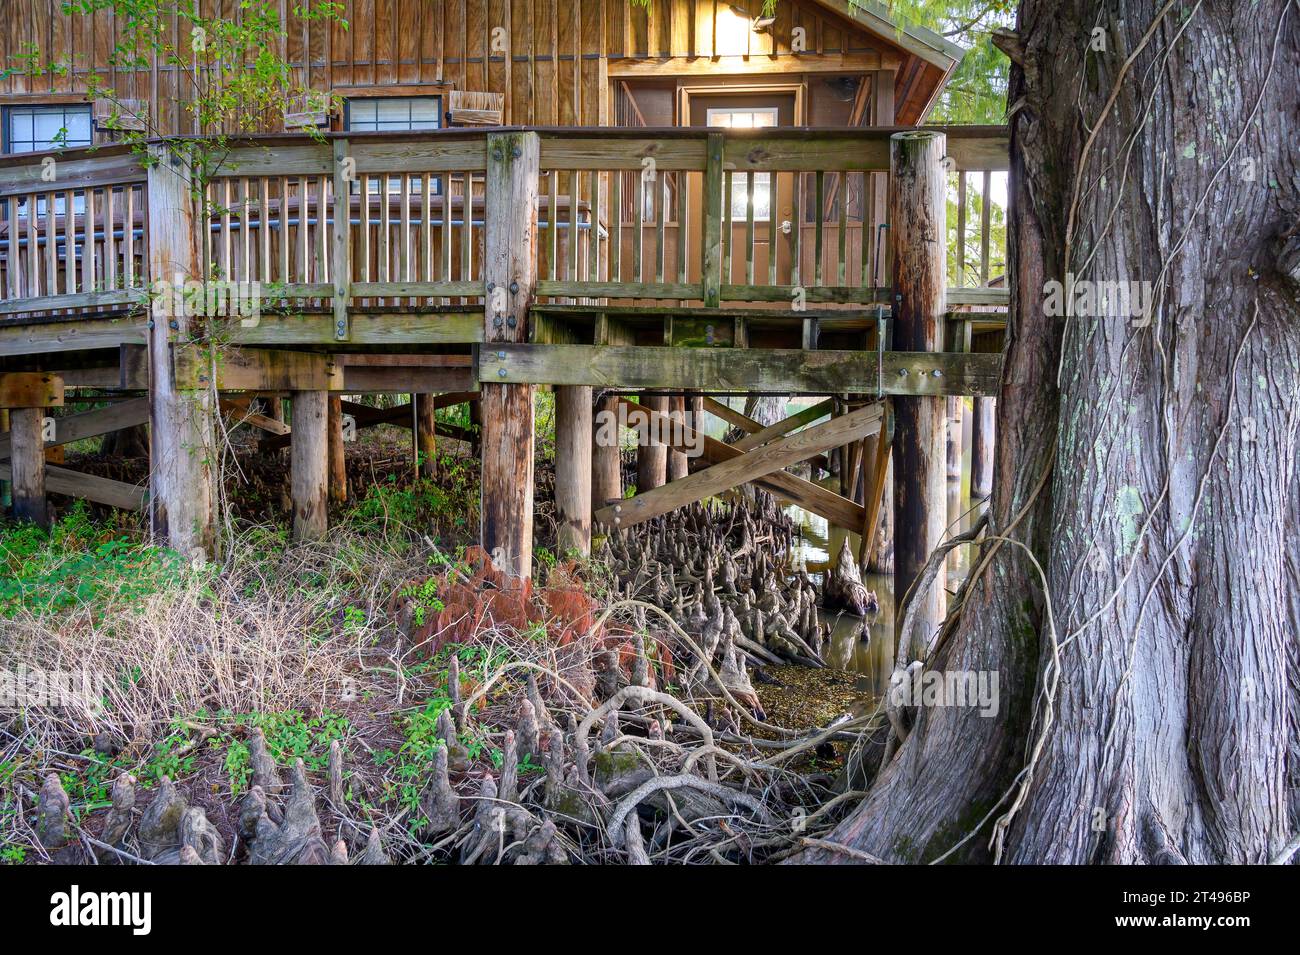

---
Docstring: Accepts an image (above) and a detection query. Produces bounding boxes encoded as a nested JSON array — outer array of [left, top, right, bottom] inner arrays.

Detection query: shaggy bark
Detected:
[[799, 0, 1299, 864]]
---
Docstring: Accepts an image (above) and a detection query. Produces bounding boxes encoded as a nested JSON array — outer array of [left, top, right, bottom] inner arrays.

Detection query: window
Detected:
[[345, 96, 443, 197], [3, 104, 93, 154], [707, 107, 777, 220], [344, 96, 442, 133]]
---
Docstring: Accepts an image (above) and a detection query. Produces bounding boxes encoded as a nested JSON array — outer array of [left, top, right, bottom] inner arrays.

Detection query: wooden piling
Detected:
[[480, 131, 539, 580], [668, 396, 689, 481], [415, 393, 438, 479], [592, 392, 622, 514], [0, 409, 9, 507], [972, 396, 995, 498], [555, 385, 592, 555], [328, 395, 347, 503], [145, 144, 215, 559], [291, 391, 329, 540], [946, 397, 963, 480], [10, 407, 47, 528], [890, 130, 948, 662], [636, 394, 668, 492]]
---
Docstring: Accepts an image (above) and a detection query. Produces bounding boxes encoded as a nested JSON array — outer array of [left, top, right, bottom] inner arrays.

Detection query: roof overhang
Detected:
[[808, 0, 966, 122]]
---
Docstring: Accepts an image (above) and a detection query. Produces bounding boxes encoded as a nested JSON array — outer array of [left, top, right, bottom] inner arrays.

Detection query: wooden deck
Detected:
[[0, 125, 1008, 585]]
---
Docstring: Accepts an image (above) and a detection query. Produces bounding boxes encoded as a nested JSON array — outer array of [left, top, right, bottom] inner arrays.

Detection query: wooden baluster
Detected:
[[609, 169, 622, 283], [956, 170, 967, 287], [379, 173, 391, 290], [105, 186, 118, 292], [298, 177, 309, 285], [744, 171, 755, 287], [240, 177, 252, 282], [655, 173, 666, 285], [633, 170, 645, 285], [813, 170, 824, 288], [980, 170, 992, 286], [422, 171, 433, 301], [400, 172, 412, 285], [676, 169, 687, 286], [568, 170, 579, 288], [26, 194, 41, 298], [359, 175, 371, 284], [790, 173, 801, 288], [547, 169, 559, 283], [860, 171, 871, 287], [768, 173, 779, 287], [724, 169, 733, 285], [63, 192, 76, 295], [219, 179, 232, 281], [260, 178, 272, 283], [279, 177, 290, 284], [82, 187, 96, 293], [589, 169, 602, 287], [317, 176, 329, 286], [837, 174, 848, 288], [46, 193, 59, 295], [460, 171, 473, 293]]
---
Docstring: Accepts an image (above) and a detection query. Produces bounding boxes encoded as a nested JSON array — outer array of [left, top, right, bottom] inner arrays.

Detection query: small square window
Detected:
[[3, 104, 94, 154], [344, 96, 442, 133], [345, 97, 444, 198]]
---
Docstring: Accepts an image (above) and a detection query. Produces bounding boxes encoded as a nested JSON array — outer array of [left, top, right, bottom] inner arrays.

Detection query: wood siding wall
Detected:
[[0, 0, 910, 136]]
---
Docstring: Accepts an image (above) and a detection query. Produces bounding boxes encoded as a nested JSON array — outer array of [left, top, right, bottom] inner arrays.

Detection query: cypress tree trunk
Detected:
[[798, 0, 1300, 864]]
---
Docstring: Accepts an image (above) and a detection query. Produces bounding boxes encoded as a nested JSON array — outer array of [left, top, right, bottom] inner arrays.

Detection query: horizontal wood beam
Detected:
[[0, 397, 148, 459], [0, 460, 146, 511], [482, 345, 1002, 397], [0, 372, 64, 408], [174, 346, 342, 392], [596, 403, 882, 529]]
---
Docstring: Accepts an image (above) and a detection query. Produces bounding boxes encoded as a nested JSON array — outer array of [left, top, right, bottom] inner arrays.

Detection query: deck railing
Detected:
[[0, 126, 1008, 326]]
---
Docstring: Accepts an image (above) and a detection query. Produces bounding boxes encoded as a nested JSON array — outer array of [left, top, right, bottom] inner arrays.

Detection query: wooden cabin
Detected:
[[0, 1, 1006, 638]]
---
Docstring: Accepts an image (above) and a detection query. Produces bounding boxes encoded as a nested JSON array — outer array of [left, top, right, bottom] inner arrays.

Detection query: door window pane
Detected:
[[707, 107, 777, 220]]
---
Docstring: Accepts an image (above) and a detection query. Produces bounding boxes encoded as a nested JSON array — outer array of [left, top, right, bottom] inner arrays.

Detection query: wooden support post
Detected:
[[328, 395, 347, 503], [636, 394, 668, 493], [592, 392, 622, 513], [416, 393, 438, 479], [668, 395, 689, 481], [0, 409, 9, 507], [291, 391, 329, 540], [890, 130, 948, 663], [9, 407, 47, 528], [972, 396, 995, 498], [145, 144, 216, 559], [555, 385, 593, 556], [946, 396, 963, 480], [480, 130, 539, 580]]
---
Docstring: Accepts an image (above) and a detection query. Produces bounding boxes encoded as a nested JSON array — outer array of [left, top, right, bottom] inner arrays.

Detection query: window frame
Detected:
[[2, 103, 94, 155], [342, 95, 444, 134]]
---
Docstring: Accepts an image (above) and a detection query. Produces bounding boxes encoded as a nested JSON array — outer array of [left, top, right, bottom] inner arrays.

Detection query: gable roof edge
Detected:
[[810, 0, 966, 71]]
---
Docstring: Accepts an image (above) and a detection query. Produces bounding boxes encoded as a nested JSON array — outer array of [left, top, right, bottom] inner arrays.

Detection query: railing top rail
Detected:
[[0, 146, 147, 199], [0, 125, 1009, 183]]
